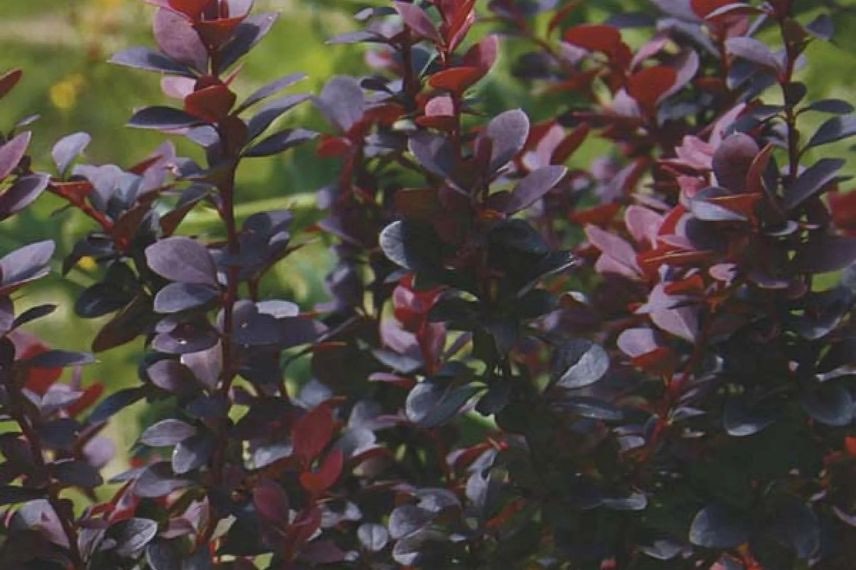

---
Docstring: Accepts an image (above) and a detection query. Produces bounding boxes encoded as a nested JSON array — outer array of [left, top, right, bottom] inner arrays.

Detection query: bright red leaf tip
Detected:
[[691, 0, 739, 18]]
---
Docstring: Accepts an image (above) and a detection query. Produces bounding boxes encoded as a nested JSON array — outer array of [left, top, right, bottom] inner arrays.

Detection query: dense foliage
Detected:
[[0, 0, 854, 568]]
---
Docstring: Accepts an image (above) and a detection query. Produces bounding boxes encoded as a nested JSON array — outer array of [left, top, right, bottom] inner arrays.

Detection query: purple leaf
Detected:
[[723, 399, 777, 437], [51, 132, 91, 175], [800, 384, 853, 427], [784, 158, 845, 210], [408, 132, 456, 178], [180, 343, 222, 389], [617, 328, 659, 357], [0, 174, 49, 221], [153, 282, 219, 313], [112, 518, 159, 558], [394, 2, 440, 42], [806, 115, 856, 149], [651, 305, 699, 342], [128, 106, 201, 130], [805, 99, 854, 115], [315, 76, 365, 133], [26, 349, 94, 368], [153, 8, 208, 72], [690, 187, 747, 222], [134, 462, 189, 498], [247, 93, 311, 139], [87, 387, 145, 424], [0, 240, 55, 292], [219, 12, 279, 71], [689, 504, 751, 549], [140, 419, 197, 447], [147, 359, 196, 393], [793, 235, 856, 274], [504, 165, 567, 213], [485, 109, 530, 172], [0, 131, 31, 180], [145, 237, 217, 285], [237, 72, 307, 113], [109, 47, 195, 77], [551, 339, 609, 389], [358, 523, 389, 552], [405, 382, 481, 428], [243, 128, 318, 157], [712, 133, 758, 192], [725, 37, 783, 74], [171, 432, 214, 474]]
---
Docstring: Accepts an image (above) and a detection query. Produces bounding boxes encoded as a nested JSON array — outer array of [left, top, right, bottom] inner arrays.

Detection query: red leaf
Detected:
[[828, 190, 856, 235], [316, 135, 352, 158], [168, 0, 213, 20], [845, 436, 856, 457], [67, 383, 105, 417], [564, 24, 622, 54], [428, 66, 484, 93], [569, 203, 621, 226], [253, 478, 290, 524], [12, 333, 61, 395], [462, 35, 499, 74], [664, 274, 706, 296], [293, 403, 334, 463], [691, 0, 738, 18], [0, 69, 23, 100], [184, 84, 236, 122], [299, 448, 344, 495], [552, 124, 590, 164], [627, 67, 677, 114]]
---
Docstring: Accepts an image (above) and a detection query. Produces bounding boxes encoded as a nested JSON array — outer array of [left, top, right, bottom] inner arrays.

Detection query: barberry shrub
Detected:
[[0, 0, 854, 569]]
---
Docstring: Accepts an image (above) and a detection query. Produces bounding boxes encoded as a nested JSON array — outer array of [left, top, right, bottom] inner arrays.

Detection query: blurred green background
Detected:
[[1, 0, 855, 470]]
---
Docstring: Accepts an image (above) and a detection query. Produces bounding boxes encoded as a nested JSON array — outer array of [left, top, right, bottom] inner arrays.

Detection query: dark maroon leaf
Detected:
[[87, 387, 145, 424], [551, 339, 609, 389], [109, 47, 195, 77], [218, 12, 279, 71], [560, 397, 623, 421], [723, 399, 777, 437], [800, 384, 853, 427], [379, 220, 444, 275], [485, 109, 530, 172], [689, 504, 751, 549], [0, 485, 46, 506], [145, 237, 217, 285], [140, 419, 197, 447], [253, 478, 290, 523], [12, 303, 56, 329], [0, 174, 49, 221], [128, 106, 201, 130], [52, 459, 103, 488], [504, 165, 567, 213], [783, 158, 845, 209], [806, 116, 856, 149], [771, 498, 820, 560], [153, 282, 219, 313], [805, 99, 854, 115], [243, 128, 318, 157], [793, 235, 856, 274], [0, 131, 31, 180], [26, 349, 94, 368]]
